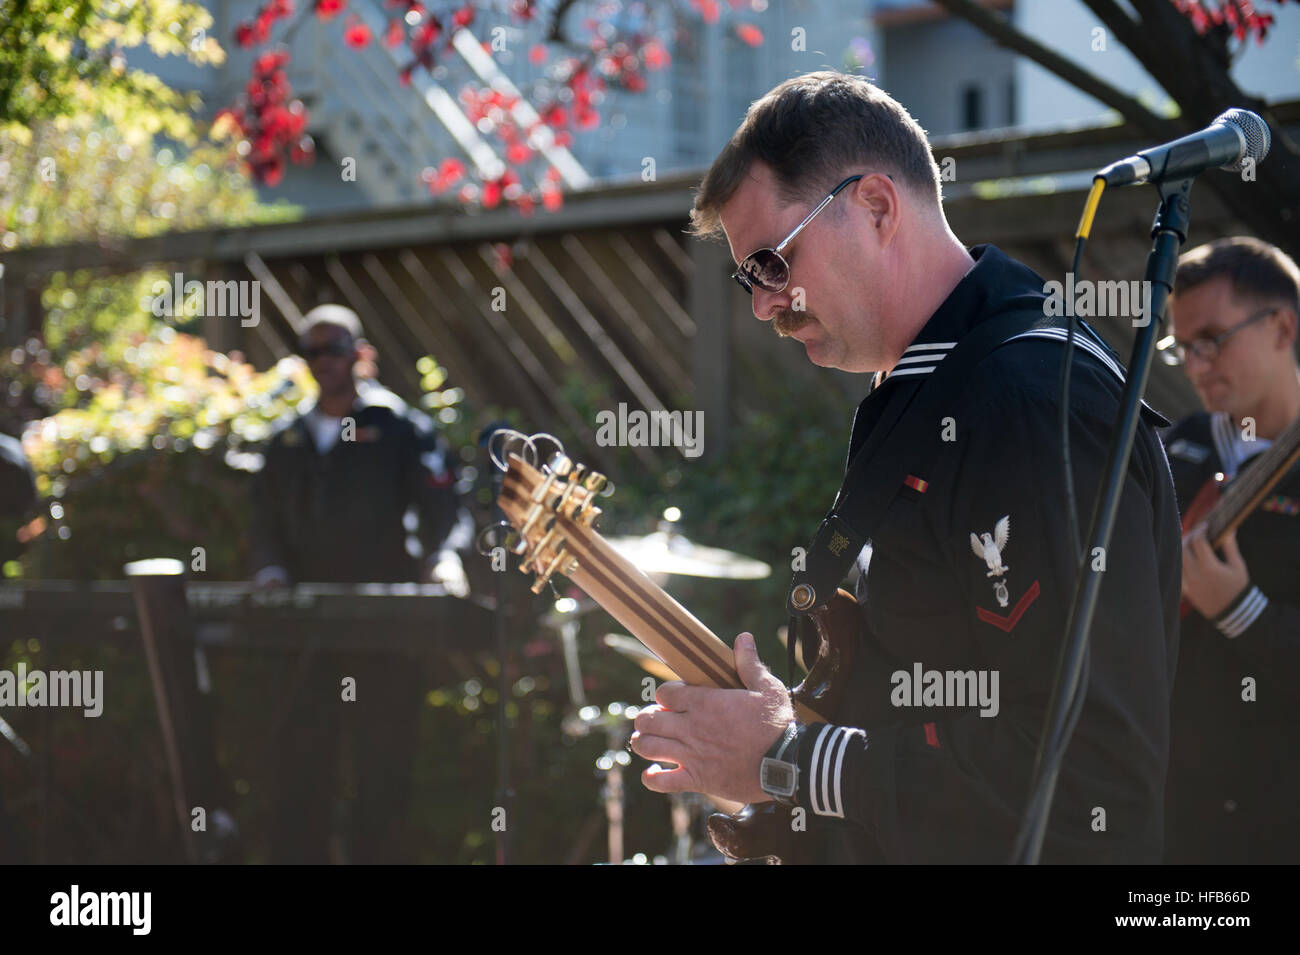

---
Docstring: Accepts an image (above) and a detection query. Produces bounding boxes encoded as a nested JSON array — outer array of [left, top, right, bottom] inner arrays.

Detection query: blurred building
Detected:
[[129, 0, 1300, 213]]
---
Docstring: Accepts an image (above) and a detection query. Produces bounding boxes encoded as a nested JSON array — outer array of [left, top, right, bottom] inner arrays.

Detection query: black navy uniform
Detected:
[[783, 245, 1182, 863], [249, 381, 461, 863], [1162, 411, 1300, 863], [250, 381, 460, 584]]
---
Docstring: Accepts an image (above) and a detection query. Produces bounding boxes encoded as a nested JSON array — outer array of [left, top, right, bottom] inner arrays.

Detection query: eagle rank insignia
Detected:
[[970, 515, 1011, 608]]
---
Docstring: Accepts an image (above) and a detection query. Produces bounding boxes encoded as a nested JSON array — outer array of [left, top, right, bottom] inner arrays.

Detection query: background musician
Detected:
[[1161, 237, 1300, 863], [249, 304, 466, 862]]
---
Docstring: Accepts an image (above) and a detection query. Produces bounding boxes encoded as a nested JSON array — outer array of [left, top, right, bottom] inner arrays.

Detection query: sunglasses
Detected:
[[299, 340, 353, 360], [731, 174, 865, 295]]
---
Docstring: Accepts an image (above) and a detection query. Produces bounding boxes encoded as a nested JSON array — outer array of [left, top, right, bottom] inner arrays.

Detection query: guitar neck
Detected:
[[1205, 415, 1300, 545], [556, 513, 743, 690], [500, 455, 826, 722]]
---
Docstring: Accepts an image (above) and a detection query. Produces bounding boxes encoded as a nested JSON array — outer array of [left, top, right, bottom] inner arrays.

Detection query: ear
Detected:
[[850, 173, 902, 247], [1275, 307, 1297, 353]]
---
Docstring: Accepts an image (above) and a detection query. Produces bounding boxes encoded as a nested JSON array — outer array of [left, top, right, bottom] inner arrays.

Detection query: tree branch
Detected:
[[546, 0, 582, 44], [928, 0, 1184, 142]]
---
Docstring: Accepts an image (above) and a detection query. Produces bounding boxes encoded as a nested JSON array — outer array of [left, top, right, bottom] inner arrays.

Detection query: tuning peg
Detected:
[[488, 428, 536, 472], [530, 433, 565, 469]]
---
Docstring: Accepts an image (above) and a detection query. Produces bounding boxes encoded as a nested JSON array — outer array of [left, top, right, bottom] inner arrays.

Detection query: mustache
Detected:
[[772, 310, 811, 338]]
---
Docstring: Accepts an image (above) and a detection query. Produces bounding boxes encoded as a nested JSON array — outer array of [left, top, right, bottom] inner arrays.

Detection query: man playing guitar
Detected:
[[625, 71, 1182, 863], [1161, 237, 1300, 863]]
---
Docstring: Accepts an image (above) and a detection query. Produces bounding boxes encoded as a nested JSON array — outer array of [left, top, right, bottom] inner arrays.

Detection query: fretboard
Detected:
[[1206, 414, 1300, 545]]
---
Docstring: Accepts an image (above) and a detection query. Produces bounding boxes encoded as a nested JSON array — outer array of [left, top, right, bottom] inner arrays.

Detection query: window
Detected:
[[961, 83, 983, 131]]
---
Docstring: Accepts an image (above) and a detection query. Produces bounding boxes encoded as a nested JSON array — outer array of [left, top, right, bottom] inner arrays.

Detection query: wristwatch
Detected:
[[759, 720, 802, 805]]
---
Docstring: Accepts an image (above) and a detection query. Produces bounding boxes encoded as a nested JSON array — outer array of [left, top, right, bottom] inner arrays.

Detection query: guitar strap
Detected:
[[785, 299, 1130, 679]]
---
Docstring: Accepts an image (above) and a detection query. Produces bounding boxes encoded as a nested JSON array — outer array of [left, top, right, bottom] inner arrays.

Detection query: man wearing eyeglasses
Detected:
[[629, 71, 1181, 864], [1160, 237, 1300, 863], [250, 304, 466, 862]]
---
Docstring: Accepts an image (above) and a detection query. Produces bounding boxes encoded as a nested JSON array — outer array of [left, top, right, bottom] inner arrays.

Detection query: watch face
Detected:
[[761, 758, 796, 798]]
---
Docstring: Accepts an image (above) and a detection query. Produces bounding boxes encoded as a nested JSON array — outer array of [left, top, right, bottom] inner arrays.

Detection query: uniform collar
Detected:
[[874, 244, 1048, 389], [849, 245, 1048, 467]]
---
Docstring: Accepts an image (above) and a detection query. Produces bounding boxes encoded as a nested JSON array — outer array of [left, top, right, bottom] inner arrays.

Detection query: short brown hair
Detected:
[[689, 71, 942, 239], [1174, 236, 1300, 317]]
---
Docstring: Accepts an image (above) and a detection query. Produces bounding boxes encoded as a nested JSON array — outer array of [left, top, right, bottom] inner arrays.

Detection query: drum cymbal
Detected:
[[604, 530, 771, 580], [602, 633, 681, 682]]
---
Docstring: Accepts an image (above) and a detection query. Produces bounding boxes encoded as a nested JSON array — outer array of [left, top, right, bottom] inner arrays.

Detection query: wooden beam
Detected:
[[560, 233, 693, 398], [688, 240, 733, 458]]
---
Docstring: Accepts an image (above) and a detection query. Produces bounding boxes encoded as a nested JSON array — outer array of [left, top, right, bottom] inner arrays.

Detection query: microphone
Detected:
[[1096, 108, 1270, 186]]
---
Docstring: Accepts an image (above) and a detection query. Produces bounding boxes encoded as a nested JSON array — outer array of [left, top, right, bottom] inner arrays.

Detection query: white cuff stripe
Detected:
[[807, 726, 863, 819], [818, 727, 840, 817], [1217, 586, 1267, 638], [827, 729, 851, 818], [807, 725, 834, 816]]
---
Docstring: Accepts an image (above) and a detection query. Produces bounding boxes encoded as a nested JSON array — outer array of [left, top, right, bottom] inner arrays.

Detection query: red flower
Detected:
[[736, 23, 763, 47], [698, 0, 720, 24], [235, 21, 258, 47], [260, 156, 285, 186], [314, 0, 345, 19], [529, 43, 547, 65], [344, 18, 371, 47], [507, 142, 532, 164], [385, 18, 404, 47], [642, 40, 669, 70], [482, 180, 502, 208], [541, 183, 563, 210], [453, 3, 475, 28]]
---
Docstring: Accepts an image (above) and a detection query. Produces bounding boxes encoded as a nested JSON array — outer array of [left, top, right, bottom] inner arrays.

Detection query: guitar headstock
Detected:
[[490, 430, 611, 594]]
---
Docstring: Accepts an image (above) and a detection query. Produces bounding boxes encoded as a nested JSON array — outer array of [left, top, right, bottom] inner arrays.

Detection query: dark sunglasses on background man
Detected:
[[731, 173, 867, 295], [299, 340, 353, 360]]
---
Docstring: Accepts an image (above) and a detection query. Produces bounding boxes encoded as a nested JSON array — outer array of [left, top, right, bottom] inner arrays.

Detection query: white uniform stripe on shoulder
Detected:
[[1008, 328, 1125, 381], [902, 341, 956, 354], [887, 365, 938, 378]]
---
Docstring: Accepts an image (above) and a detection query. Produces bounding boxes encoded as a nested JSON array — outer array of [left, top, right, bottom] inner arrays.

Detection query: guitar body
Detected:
[[707, 587, 861, 864]]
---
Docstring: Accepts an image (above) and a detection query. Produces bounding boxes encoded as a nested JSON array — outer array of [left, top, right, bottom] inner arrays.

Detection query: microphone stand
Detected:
[[1015, 177, 1193, 864], [494, 547, 513, 866]]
